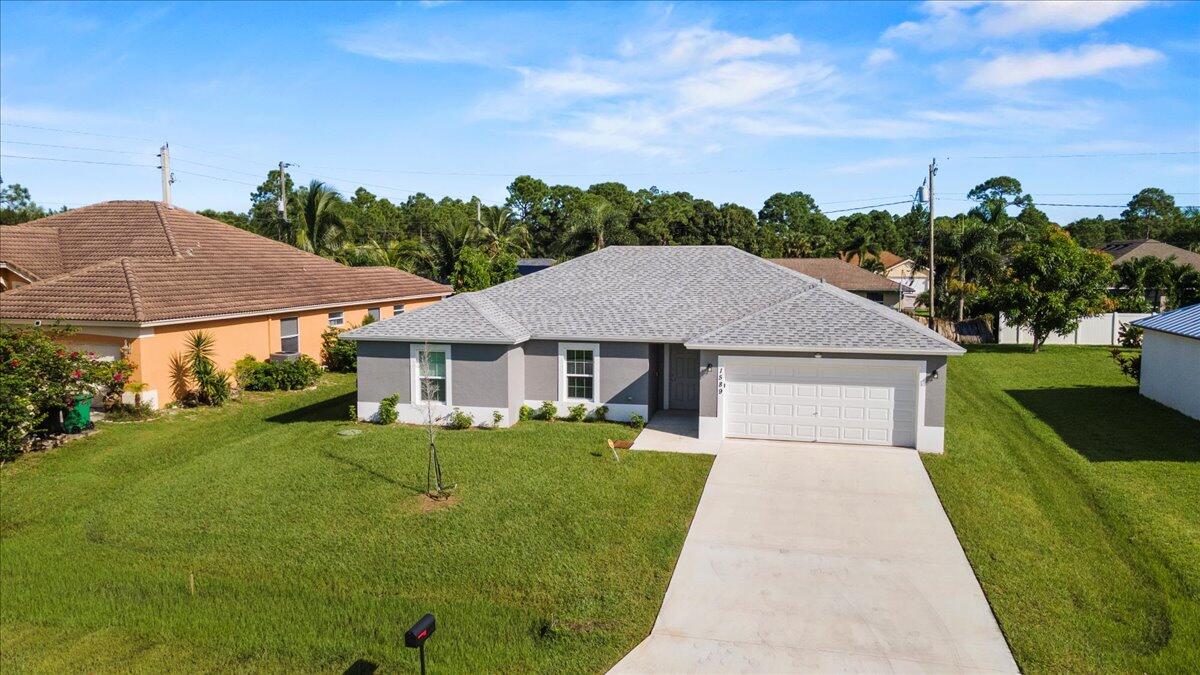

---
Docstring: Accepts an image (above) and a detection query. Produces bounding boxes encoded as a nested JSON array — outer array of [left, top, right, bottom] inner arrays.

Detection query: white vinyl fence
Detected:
[[999, 312, 1152, 346]]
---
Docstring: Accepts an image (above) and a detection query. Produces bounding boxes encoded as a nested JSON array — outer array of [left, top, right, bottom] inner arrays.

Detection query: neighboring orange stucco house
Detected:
[[0, 201, 450, 408]]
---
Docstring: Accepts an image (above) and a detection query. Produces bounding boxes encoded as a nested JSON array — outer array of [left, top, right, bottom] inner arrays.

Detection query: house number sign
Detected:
[[716, 366, 725, 395]]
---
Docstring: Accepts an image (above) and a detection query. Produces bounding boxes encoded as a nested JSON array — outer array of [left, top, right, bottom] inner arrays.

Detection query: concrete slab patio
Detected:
[[612, 441, 1018, 674]]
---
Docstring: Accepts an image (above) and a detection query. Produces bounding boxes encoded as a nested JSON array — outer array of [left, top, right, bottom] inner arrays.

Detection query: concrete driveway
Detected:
[[612, 440, 1018, 674]]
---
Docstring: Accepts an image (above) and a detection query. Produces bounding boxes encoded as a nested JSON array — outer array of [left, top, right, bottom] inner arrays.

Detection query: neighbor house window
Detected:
[[280, 317, 299, 353], [865, 292, 884, 303], [410, 344, 451, 404], [328, 311, 344, 327], [367, 307, 381, 321], [559, 342, 598, 402], [393, 304, 405, 315]]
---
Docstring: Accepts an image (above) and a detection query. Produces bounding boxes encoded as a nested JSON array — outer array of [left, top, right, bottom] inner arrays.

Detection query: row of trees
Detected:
[[3, 173, 1198, 329]]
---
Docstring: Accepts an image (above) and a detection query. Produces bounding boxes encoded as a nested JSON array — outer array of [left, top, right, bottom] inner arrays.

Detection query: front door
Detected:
[[669, 344, 700, 409]]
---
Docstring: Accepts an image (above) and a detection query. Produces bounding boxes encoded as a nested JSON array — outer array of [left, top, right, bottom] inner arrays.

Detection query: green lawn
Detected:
[[926, 345, 1200, 673], [0, 374, 713, 673]]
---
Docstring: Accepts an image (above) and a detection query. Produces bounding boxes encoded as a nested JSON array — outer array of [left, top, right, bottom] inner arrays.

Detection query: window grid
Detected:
[[566, 349, 594, 401], [417, 350, 447, 403], [328, 311, 344, 327]]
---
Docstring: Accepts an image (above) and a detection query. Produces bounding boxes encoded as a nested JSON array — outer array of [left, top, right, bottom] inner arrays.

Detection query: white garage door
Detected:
[[723, 358, 918, 447]]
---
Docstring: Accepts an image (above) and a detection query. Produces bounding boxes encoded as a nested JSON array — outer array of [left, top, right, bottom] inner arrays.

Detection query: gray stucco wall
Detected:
[[697, 349, 948, 426], [356, 341, 516, 409], [599, 342, 651, 405], [506, 345, 525, 423], [522, 340, 652, 404], [357, 340, 412, 404]]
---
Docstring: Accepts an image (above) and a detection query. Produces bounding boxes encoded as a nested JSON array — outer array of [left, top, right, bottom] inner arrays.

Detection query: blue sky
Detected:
[[1, 1, 1197, 223]]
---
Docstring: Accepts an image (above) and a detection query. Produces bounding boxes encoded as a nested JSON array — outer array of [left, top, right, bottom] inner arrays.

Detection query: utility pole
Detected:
[[278, 161, 292, 222], [927, 157, 937, 329], [158, 143, 174, 207]]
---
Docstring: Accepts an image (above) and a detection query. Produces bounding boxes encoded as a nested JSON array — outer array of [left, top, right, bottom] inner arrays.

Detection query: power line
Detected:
[[172, 169, 259, 187], [958, 150, 1200, 160], [0, 153, 156, 168], [0, 140, 156, 156], [822, 200, 913, 214], [172, 157, 265, 178], [0, 122, 157, 143]]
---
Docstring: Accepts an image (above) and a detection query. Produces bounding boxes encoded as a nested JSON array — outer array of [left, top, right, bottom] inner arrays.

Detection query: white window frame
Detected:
[[367, 307, 381, 322], [558, 342, 599, 403], [393, 304, 405, 315], [328, 311, 344, 327], [280, 317, 300, 354], [410, 344, 452, 405]]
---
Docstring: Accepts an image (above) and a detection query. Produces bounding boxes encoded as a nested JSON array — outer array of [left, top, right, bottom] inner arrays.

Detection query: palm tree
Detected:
[[338, 238, 428, 273], [478, 205, 531, 257], [939, 217, 1003, 321], [566, 199, 632, 254], [1114, 256, 1174, 311], [294, 180, 344, 256], [427, 214, 482, 283], [859, 256, 886, 274], [842, 230, 882, 269], [124, 381, 149, 407]]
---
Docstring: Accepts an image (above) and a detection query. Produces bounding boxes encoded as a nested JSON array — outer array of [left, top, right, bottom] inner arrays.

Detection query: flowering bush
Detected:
[[1, 325, 131, 458]]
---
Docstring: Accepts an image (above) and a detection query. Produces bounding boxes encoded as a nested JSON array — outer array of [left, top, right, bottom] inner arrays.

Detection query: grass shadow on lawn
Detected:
[[1007, 385, 1200, 463], [266, 390, 356, 424]]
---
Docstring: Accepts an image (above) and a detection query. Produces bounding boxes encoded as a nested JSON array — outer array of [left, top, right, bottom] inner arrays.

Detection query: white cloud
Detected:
[[731, 114, 934, 140], [676, 61, 835, 110], [865, 48, 896, 68], [469, 24, 846, 154], [976, 1, 1149, 37], [884, 1, 1150, 45], [335, 31, 495, 65], [968, 44, 1162, 87], [657, 27, 801, 65], [517, 68, 628, 97]]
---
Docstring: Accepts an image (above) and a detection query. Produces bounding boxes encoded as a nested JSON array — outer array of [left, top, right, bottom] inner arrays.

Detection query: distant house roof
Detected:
[[1095, 239, 1200, 270], [0, 201, 451, 324], [517, 258, 555, 276], [769, 258, 909, 293], [344, 246, 962, 355], [841, 251, 914, 271], [1133, 303, 1200, 340]]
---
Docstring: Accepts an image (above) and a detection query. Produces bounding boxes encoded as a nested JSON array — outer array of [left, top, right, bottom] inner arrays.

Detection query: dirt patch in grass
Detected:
[[417, 493, 461, 513]]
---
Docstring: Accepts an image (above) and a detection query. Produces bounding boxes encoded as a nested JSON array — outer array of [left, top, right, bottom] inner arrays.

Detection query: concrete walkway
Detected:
[[612, 440, 1018, 674]]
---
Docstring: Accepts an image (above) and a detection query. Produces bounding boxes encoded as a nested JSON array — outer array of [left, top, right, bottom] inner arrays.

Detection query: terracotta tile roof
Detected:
[[0, 225, 63, 279], [1095, 239, 1200, 270], [0, 201, 450, 323], [769, 258, 907, 293], [841, 250, 910, 270]]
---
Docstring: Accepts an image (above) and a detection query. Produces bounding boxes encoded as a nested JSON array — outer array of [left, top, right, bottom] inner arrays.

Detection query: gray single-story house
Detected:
[[1132, 303, 1200, 420], [341, 246, 965, 452]]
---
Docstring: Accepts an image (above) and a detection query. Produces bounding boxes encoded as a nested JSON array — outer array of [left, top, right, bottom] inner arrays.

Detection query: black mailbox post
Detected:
[[405, 613, 436, 674]]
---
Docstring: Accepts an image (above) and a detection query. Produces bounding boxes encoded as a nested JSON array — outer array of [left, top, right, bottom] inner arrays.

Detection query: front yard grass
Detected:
[[926, 345, 1200, 673], [0, 374, 713, 673]]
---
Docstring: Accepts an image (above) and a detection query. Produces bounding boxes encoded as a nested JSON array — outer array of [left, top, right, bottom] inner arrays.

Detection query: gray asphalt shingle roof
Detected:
[[342, 246, 963, 354]]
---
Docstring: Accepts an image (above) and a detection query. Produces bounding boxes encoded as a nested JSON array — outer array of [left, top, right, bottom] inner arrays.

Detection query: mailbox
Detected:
[[405, 613, 436, 649]]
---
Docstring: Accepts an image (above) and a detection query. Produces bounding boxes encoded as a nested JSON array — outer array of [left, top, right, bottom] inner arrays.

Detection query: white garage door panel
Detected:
[[724, 359, 918, 448]]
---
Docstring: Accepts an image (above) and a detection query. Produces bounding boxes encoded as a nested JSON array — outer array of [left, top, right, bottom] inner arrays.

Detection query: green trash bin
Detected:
[[63, 394, 94, 434]]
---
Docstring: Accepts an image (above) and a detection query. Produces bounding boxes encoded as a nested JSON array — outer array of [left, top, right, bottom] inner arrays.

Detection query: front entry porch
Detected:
[[631, 410, 717, 454]]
